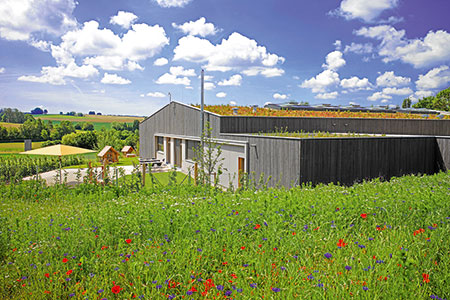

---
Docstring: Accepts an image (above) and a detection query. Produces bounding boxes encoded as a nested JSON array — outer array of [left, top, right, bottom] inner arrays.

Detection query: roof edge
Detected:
[[140, 101, 221, 123]]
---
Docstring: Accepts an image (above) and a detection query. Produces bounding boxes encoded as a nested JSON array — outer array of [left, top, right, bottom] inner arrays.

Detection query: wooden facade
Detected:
[[98, 146, 120, 164], [140, 102, 450, 188]]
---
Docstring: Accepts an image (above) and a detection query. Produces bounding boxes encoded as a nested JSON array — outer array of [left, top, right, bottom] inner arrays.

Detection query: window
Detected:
[[186, 140, 200, 160], [156, 136, 164, 153]]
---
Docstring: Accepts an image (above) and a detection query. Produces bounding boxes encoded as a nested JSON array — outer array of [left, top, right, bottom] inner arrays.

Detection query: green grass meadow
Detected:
[[0, 142, 43, 154], [0, 172, 449, 299]]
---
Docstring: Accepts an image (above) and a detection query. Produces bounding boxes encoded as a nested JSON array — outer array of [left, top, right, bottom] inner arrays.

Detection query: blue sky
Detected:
[[0, 0, 449, 115]]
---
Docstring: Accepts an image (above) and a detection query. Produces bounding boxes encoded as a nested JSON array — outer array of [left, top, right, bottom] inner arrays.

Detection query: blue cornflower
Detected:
[[272, 287, 281, 292], [324, 253, 332, 259], [345, 265, 352, 271]]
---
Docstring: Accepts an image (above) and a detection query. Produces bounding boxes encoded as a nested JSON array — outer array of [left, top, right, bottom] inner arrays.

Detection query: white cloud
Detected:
[[273, 93, 288, 100], [173, 32, 285, 77], [146, 92, 166, 98], [293, 75, 300, 80], [382, 87, 413, 95], [156, 73, 190, 85], [344, 42, 373, 54], [156, 66, 196, 86], [367, 91, 392, 101], [356, 25, 450, 68], [58, 21, 169, 71], [154, 57, 168, 66], [376, 71, 411, 87], [414, 90, 434, 99], [18, 62, 98, 85], [172, 17, 218, 37], [332, 0, 399, 22], [315, 92, 338, 99], [334, 40, 342, 50], [155, 0, 192, 8], [416, 65, 450, 90], [381, 99, 390, 103], [101, 73, 131, 85], [110, 11, 138, 29], [216, 92, 226, 98], [300, 70, 340, 93], [218, 74, 242, 86], [204, 82, 215, 90], [322, 51, 346, 71], [0, 0, 77, 41], [0, 67, 4, 73], [340, 76, 372, 90], [169, 66, 196, 77]]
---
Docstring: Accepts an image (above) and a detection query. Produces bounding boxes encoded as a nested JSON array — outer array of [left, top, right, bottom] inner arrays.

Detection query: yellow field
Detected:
[[0, 122, 21, 128]]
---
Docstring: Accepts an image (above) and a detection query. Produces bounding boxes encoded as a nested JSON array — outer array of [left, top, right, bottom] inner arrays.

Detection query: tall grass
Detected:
[[0, 172, 448, 299]]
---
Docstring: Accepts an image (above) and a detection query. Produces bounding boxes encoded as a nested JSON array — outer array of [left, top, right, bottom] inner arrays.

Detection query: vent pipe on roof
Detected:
[[232, 107, 238, 115]]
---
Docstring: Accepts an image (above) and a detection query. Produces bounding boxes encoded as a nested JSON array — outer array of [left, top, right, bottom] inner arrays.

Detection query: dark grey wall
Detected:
[[220, 116, 450, 136], [299, 137, 439, 186], [139, 102, 221, 159], [437, 137, 450, 171], [220, 134, 301, 188]]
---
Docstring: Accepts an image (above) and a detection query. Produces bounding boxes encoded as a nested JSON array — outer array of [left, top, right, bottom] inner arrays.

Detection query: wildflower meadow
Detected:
[[0, 172, 449, 299]]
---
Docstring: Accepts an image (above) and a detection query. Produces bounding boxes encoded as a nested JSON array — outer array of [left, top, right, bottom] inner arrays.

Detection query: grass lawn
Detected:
[[142, 171, 191, 187], [0, 141, 43, 153], [63, 155, 139, 169]]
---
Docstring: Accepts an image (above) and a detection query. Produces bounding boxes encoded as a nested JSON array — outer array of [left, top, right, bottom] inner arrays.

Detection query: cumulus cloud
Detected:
[[216, 92, 226, 98], [344, 42, 373, 54], [415, 90, 434, 99], [101, 73, 131, 85], [322, 51, 346, 71], [331, 0, 399, 22], [146, 92, 166, 98], [315, 92, 338, 99], [300, 70, 340, 93], [172, 17, 218, 37], [340, 76, 372, 90], [0, 67, 4, 73], [110, 11, 138, 29], [376, 71, 411, 87], [156, 66, 195, 86], [0, 0, 77, 41], [273, 93, 288, 100], [173, 32, 285, 77], [18, 62, 98, 85], [367, 91, 392, 101], [154, 57, 168, 66], [416, 65, 450, 90], [204, 82, 215, 90], [218, 74, 242, 86], [355, 25, 450, 68], [382, 87, 413, 95], [155, 0, 192, 8]]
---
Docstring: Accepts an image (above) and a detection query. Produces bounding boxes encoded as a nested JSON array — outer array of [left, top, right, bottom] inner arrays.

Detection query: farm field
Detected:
[[0, 141, 43, 153], [0, 122, 21, 128], [32, 114, 144, 130], [0, 172, 449, 299], [199, 105, 450, 120]]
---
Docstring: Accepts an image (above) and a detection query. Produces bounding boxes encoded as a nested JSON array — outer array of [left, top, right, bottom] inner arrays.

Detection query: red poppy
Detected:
[[44, 273, 49, 278], [337, 239, 347, 247], [112, 284, 122, 294], [125, 239, 132, 244], [254, 224, 261, 229], [240, 246, 245, 250], [62, 258, 68, 263], [422, 273, 430, 283], [360, 213, 367, 219], [66, 270, 73, 276]]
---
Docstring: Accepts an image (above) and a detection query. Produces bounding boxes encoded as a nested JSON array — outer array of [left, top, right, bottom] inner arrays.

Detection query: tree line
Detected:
[[402, 87, 450, 111]]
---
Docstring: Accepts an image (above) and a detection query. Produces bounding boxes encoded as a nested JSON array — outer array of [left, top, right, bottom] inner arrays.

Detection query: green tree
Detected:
[[0, 108, 26, 123], [82, 122, 94, 131], [432, 87, 450, 111], [402, 98, 412, 108], [412, 96, 434, 109], [62, 131, 97, 149]]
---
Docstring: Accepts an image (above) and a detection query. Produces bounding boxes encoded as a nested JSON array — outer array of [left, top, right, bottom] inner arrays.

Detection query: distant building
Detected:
[[121, 145, 136, 157]]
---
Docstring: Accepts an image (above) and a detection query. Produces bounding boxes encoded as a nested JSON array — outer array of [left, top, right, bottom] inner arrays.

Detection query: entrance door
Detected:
[[166, 138, 171, 164], [174, 139, 182, 168], [238, 157, 245, 187]]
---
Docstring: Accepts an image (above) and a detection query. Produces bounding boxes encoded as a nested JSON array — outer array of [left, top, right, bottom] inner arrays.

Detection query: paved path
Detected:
[[23, 166, 137, 186]]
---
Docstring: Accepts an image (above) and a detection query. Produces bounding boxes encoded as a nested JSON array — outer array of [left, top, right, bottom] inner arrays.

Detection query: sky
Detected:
[[0, 0, 449, 116]]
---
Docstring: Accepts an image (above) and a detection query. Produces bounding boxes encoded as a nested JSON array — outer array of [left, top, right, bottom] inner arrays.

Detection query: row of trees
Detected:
[[402, 87, 450, 111], [0, 108, 26, 123]]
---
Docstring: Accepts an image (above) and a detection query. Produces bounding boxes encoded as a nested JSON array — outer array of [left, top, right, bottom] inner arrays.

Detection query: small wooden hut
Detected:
[[121, 145, 135, 157], [98, 146, 119, 164]]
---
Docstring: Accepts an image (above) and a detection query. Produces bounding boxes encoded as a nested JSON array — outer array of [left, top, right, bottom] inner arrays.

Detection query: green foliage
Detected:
[[0, 108, 26, 123], [413, 96, 435, 110], [96, 128, 139, 151], [61, 131, 98, 149], [0, 172, 449, 299], [402, 98, 412, 108], [412, 87, 450, 111]]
